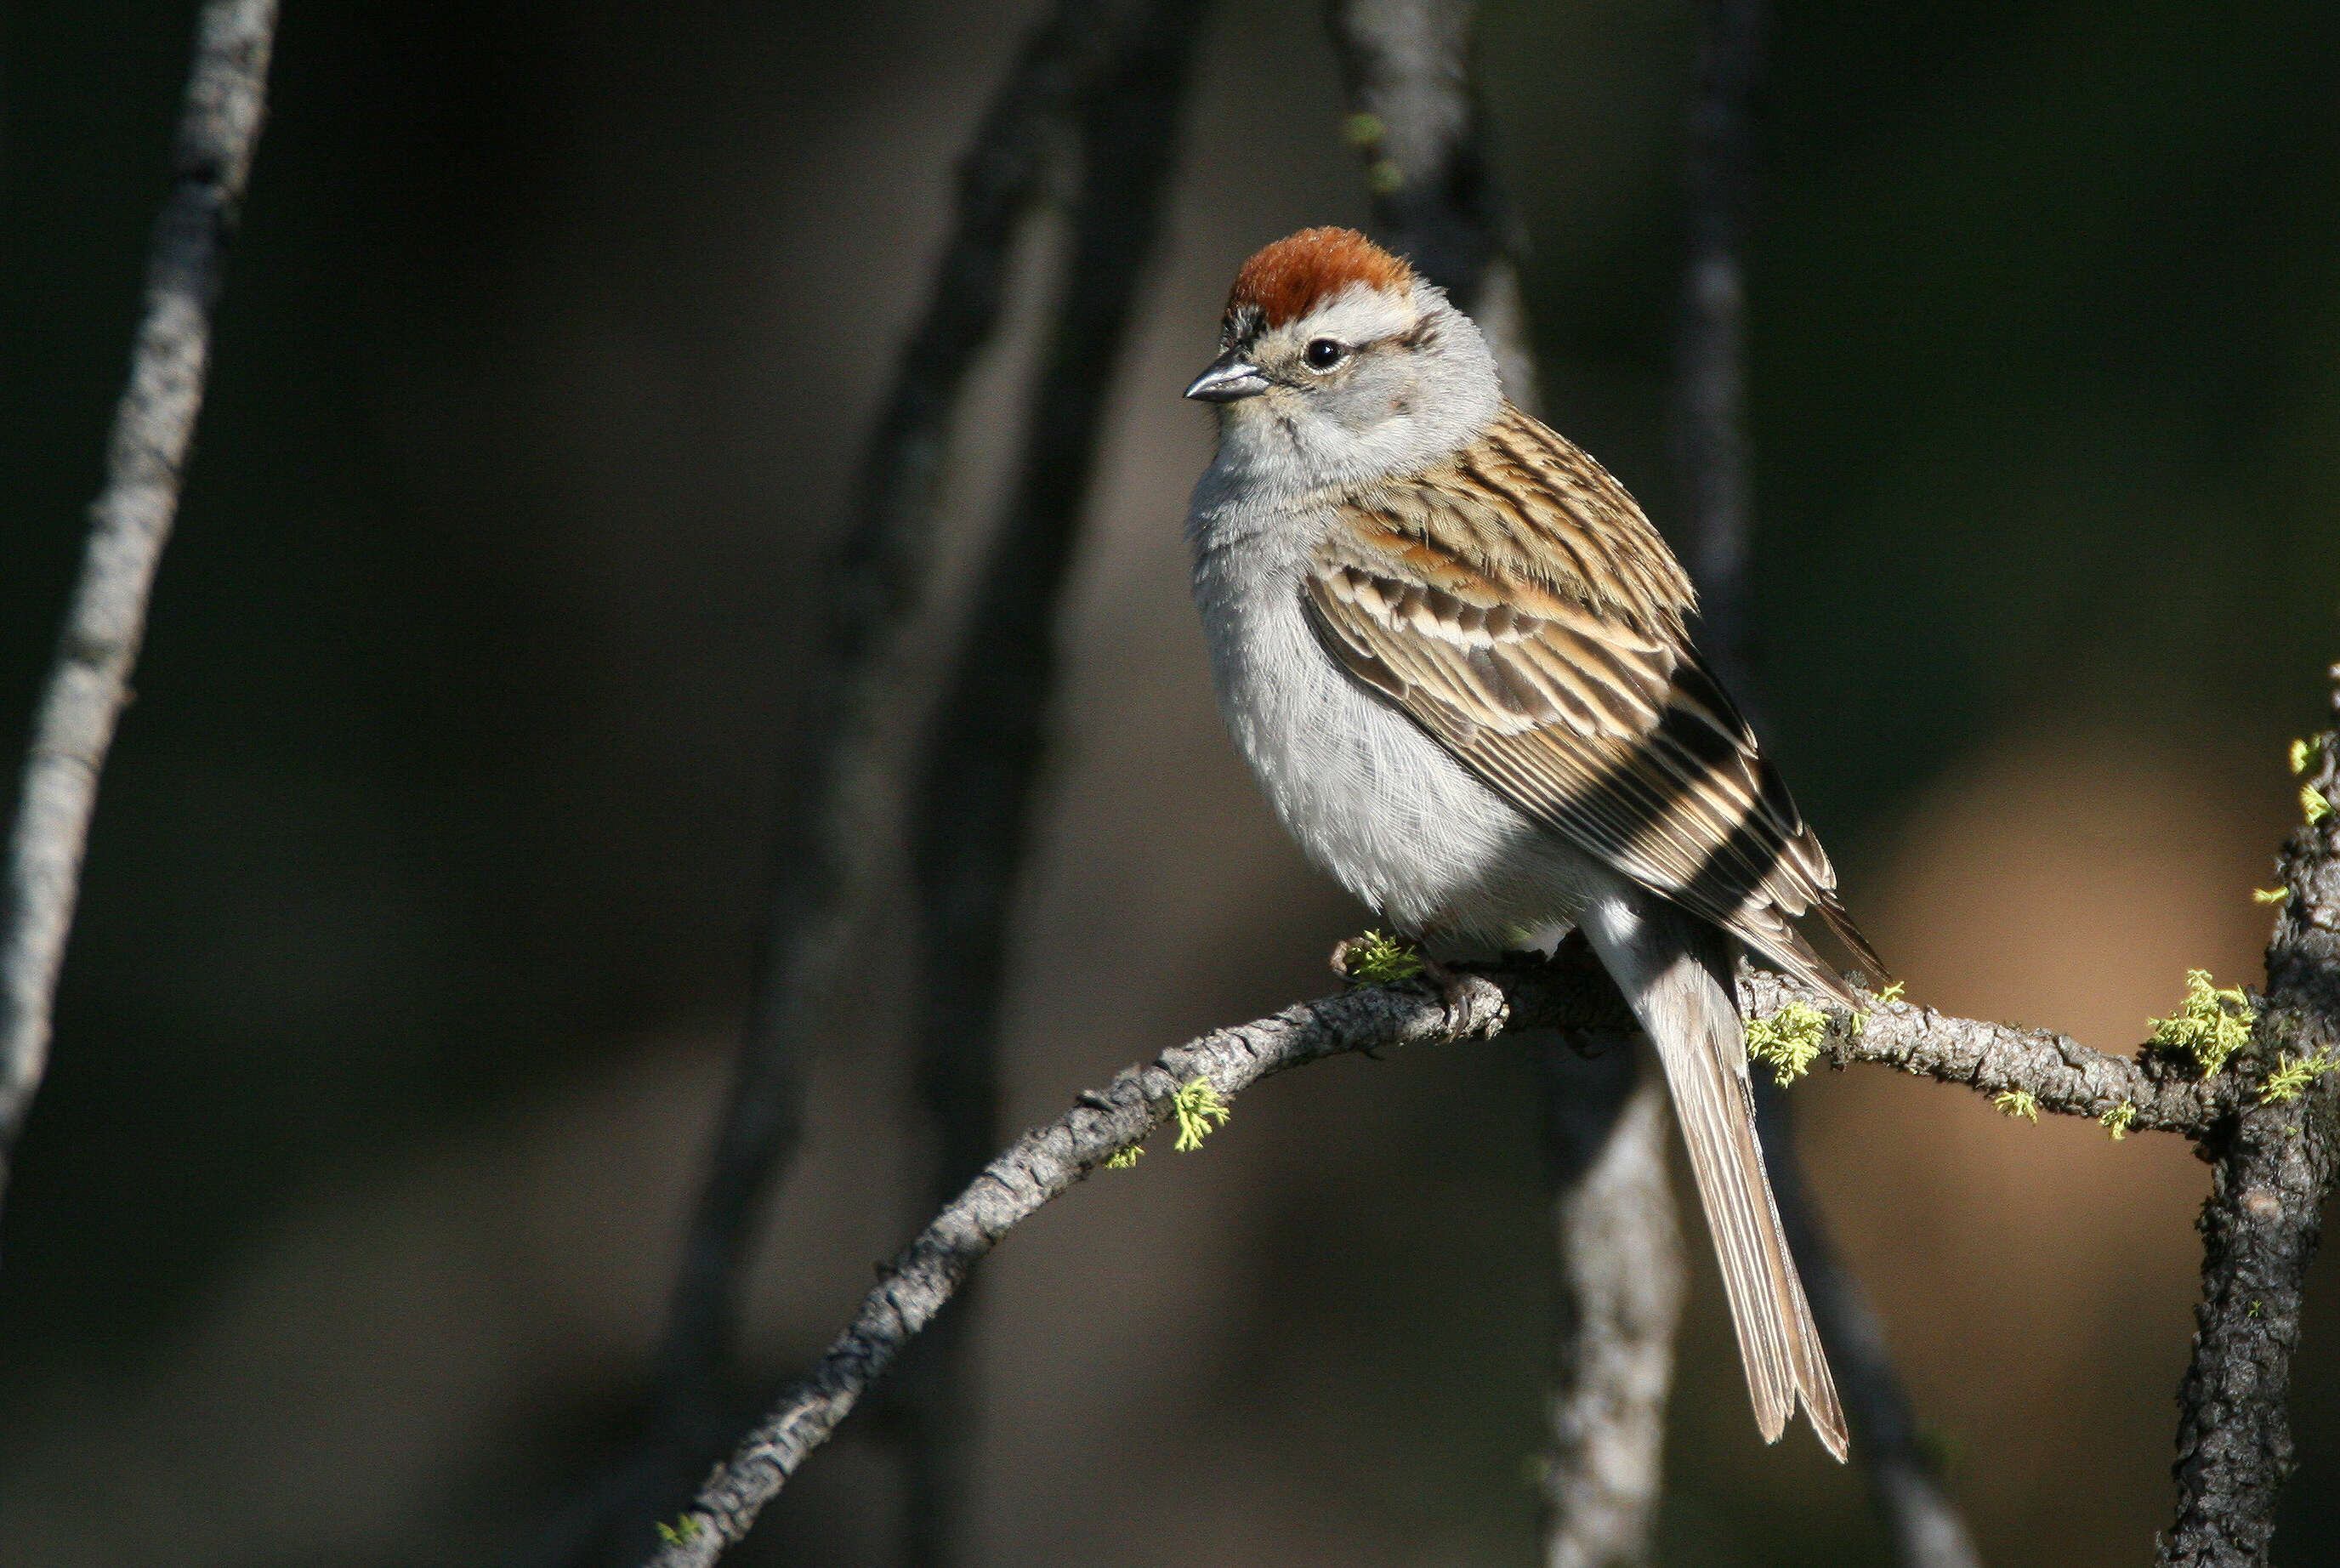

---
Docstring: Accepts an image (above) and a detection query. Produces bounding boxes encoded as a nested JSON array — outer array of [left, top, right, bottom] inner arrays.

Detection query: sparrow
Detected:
[[1182, 227, 1883, 1459]]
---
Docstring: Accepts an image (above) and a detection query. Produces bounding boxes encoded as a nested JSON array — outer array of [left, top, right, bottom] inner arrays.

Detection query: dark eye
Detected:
[[1304, 338, 1346, 371]]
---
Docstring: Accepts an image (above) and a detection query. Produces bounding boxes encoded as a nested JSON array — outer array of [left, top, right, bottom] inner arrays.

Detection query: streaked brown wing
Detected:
[[1306, 406, 1882, 998]]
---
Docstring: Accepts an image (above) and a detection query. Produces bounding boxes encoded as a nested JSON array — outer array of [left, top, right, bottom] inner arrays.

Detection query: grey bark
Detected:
[[2160, 674, 2340, 1568], [640, 935, 2234, 1566], [1536, 1042, 1684, 1568], [893, 3, 1208, 1564], [0, 0, 277, 1221], [1323, 7, 1684, 1562], [534, 6, 1184, 1561]]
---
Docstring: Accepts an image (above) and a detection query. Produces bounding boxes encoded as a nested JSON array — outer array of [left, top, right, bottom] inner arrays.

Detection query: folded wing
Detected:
[[1303, 405, 1882, 999]]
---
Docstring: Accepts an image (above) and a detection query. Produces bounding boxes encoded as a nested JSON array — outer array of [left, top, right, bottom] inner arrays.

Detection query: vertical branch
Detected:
[[1751, 1083, 1983, 1568], [532, 6, 1165, 1562], [1322, 0, 1536, 407], [1673, 0, 1763, 688], [0, 0, 277, 1221], [2161, 677, 2340, 1568], [1537, 1041, 1684, 1568], [895, 5, 1209, 1564], [1326, 6, 1683, 1564], [1673, 4, 1979, 1565]]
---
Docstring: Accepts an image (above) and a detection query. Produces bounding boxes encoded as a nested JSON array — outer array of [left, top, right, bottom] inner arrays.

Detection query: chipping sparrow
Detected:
[[1183, 227, 1883, 1459]]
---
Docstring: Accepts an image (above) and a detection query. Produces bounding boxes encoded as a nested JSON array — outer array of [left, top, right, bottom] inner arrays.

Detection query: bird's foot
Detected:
[[1415, 952, 1478, 1028]]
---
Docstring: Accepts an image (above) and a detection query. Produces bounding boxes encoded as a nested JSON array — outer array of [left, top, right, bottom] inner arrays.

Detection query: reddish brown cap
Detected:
[[1227, 227, 1415, 330]]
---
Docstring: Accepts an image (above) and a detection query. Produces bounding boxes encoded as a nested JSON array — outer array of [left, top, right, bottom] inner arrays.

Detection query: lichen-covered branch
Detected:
[[641, 934, 2247, 1565], [0, 0, 276, 1219], [1742, 970, 2236, 1134], [2161, 695, 2340, 1568]]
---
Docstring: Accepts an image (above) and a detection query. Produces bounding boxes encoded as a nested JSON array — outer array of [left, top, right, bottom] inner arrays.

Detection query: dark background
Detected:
[[6, 1, 2340, 1563]]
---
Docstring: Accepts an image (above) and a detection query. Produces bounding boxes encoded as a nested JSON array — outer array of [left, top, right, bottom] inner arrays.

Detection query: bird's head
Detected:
[[1187, 227, 1502, 491]]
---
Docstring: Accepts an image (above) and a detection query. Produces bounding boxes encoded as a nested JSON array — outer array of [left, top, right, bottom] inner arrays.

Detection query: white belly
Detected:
[[1190, 526, 1603, 950]]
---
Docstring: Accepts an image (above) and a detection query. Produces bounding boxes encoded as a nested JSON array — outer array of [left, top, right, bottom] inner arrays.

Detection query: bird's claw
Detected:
[[1417, 953, 1475, 1029]]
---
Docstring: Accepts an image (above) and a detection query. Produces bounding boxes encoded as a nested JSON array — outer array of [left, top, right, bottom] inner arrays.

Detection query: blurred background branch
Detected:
[[1668, 3, 1979, 1562], [535, 3, 1205, 1562], [0, 0, 276, 1227], [1324, 9, 1687, 1564], [10, 3, 2340, 1566], [896, 2, 1207, 1563]]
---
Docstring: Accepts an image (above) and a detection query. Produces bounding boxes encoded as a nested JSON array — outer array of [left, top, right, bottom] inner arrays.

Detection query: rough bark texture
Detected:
[[540, 7, 1184, 1562], [2161, 685, 2340, 1568], [893, 5, 1207, 1564], [0, 0, 276, 1219], [1742, 969, 2235, 1133], [640, 940, 2234, 1566]]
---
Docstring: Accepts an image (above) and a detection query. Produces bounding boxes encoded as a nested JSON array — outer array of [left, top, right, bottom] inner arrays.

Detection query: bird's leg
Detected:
[[1413, 951, 1475, 1024], [1326, 927, 1474, 1022]]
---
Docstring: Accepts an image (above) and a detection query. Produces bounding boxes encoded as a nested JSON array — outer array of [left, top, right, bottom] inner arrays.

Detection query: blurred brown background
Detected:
[[5, 1, 2340, 1563]]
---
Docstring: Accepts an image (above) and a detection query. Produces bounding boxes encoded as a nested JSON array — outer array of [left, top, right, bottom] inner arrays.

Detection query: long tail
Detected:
[[1581, 890, 1849, 1460]]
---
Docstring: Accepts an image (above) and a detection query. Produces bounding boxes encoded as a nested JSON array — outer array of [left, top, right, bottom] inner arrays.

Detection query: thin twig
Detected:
[[0, 0, 277, 1223], [1326, 7, 1683, 1559], [2161, 684, 2340, 1568], [1671, 3, 1979, 1559], [640, 943, 2244, 1566], [531, 7, 1167, 1561], [892, 4, 1207, 1564]]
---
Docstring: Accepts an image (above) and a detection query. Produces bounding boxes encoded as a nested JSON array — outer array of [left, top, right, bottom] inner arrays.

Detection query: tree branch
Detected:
[[2161, 683, 2340, 1568], [534, 6, 1179, 1560], [1669, 3, 1979, 1559], [1325, 8, 1683, 1561], [642, 935, 2235, 1565], [892, 4, 1207, 1563], [0, 0, 277, 1224]]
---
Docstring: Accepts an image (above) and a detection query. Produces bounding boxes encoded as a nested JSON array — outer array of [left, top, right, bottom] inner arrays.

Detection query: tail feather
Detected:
[[1582, 891, 1849, 1460]]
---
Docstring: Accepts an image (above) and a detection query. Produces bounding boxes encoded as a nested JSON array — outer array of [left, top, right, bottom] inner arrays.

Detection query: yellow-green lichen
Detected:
[[2253, 887, 2291, 906], [2149, 970, 2257, 1077], [1746, 1001, 1830, 1086], [2260, 1050, 2336, 1105], [2290, 741, 2329, 822], [1171, 1077, 1231, 1151], [1994, 1089, 2040, 1122], [656, 1515, 704, 1545], [1104, 1145, 1144, 1169], [1341, 929, 1424, 984], [2101, 1101, 2137, 1140]]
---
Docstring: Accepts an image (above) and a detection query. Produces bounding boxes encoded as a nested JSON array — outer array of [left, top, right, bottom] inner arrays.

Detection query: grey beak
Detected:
[[1184, 350, 1270, 403]]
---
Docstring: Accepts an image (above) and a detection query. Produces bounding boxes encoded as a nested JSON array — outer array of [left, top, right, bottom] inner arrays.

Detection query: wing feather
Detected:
[[1306, 405, 1884, 997]]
